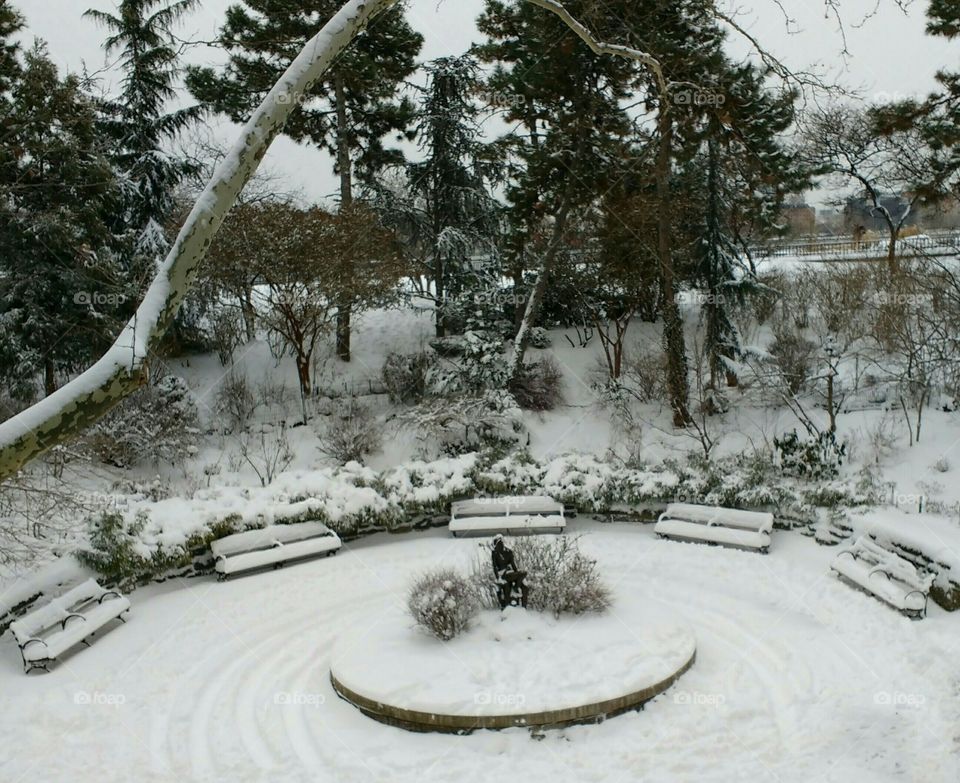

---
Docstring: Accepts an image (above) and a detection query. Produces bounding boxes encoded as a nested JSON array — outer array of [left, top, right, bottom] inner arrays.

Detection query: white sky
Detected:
[[12, 0, 959, 209]]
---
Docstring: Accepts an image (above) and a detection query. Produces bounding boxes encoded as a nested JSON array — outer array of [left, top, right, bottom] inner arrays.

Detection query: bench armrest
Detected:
[[61, 612, 87, 630], [20, 637, 47, 652], [98, 591, 123, 604]]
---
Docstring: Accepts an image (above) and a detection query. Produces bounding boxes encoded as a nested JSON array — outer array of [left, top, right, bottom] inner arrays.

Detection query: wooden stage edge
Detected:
[[330, 647, 696, 734]]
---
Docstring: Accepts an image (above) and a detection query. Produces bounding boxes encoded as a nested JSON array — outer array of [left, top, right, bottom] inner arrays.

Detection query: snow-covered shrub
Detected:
[[469, 535, 611, 617], [84, 376, 200, 468], [529, 326, 551, 349], [317, 399, 382, 464], [397, 390, 526, 458], [381, 350, 433, 404], [775, 429, 847, 480], [216, 371, 258, 433], [509, 355, 563, 411], [408, 569, 479, 641], [78, 511, 153, 590]]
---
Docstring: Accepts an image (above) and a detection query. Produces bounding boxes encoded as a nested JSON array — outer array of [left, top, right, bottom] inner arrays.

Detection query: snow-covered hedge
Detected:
[[74, 450, 877, 588]]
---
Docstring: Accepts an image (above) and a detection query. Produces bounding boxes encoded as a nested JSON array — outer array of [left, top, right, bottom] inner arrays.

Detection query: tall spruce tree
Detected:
[[85, 0, 200, 270], [186, 0, 423, 361], [0, 44, 123, 398], [687, 64, 804, 389], [375, 55, 501, 337]]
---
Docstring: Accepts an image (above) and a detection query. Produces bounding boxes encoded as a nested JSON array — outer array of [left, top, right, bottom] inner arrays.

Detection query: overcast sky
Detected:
[[13, 0, 959, 209]]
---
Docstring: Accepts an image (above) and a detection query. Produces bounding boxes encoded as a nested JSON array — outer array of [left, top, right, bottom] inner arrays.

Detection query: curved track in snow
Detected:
[[1, 523, 958, 783]]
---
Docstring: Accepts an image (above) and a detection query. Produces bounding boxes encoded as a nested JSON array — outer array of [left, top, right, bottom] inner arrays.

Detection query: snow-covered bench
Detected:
[[831, 536, 934, 618], [449, 496, 565, 537], [9, 579, 130, 673], [212, 522, 342, 580], [654, 503, 774, 553]]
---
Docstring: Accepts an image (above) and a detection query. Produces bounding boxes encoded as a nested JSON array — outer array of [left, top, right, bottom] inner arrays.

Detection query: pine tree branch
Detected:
[[524, 0, 667, 95]]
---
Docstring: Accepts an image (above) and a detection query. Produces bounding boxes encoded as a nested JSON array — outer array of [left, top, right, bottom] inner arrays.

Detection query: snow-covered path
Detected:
[[1, 523, 957, 782]]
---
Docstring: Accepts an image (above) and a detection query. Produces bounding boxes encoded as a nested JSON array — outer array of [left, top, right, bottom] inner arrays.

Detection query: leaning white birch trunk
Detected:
[[0, 0, 400, 481]]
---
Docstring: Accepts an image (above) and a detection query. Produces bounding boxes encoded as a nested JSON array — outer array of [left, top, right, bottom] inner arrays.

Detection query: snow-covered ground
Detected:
[[2, 522, 957, 782]]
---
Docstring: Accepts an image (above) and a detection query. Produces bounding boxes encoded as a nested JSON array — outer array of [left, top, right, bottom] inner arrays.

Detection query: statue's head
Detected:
[[492, 534, 504, 550]]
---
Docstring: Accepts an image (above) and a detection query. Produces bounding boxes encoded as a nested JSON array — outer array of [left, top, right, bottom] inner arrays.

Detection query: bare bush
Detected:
[[621, 348, 667, 403], [768, 327, 817, 396], [210, 306, 246, 366], [237, 423, 294, 486], [508, 355, 564, 411], [381, 350, 434, 404], [317, 399, 382, 464], [216, 371, 258, 433], [408, 569, 479, 641], [470, 535, 611, 617]]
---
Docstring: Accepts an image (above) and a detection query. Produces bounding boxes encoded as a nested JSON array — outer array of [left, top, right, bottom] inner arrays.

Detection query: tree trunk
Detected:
[[242, 289, 257, 342], [44, 359, 57, 397], [435, 258, 446, 338], [887, 225, 899, 276], [507, 199, 571, 383], [0, 0, 401, 482], [296, 354, 312, 399], [656, 107, 691, 427], [335, 74, 353, 362]]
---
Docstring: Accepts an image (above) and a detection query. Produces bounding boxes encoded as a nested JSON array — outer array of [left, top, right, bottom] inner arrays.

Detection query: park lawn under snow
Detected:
[[1, 521, 957, 783]]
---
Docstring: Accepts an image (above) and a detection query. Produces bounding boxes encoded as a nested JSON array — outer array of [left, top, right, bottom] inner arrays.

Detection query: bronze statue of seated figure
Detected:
[[491, 534, 529, 609]]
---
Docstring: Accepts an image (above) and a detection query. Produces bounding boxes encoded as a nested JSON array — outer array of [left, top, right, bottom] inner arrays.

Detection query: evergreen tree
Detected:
[[186, 0, 423, 361], [0, 0, 22, 95], [374, 55, 502, 337], [687, 64, 804, 389], [0, 44, 123, 398], [874, 1, 959, 198], [85, 0, 201, 269], [475, 0, 634, 378]]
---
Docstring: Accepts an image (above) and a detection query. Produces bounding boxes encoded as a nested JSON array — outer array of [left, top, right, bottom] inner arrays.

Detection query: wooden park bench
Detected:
[[654, 503, 774, 553], [831, 536, 934, 619], [9, 579, 130, 674], [212, 522, 342, 580], [449, 496, 565, 538]]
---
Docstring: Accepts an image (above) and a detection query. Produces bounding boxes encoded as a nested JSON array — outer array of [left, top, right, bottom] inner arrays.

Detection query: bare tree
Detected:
[[803, 105, 930, 272]]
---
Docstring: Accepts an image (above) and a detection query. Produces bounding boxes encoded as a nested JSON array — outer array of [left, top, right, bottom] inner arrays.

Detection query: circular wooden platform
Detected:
[[329, 609, 696, 734]]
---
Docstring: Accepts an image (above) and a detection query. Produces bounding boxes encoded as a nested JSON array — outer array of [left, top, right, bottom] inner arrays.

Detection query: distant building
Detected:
[[843, 193, 918, 235], [780, 202, 816, 237], [816, 208, 844, 235]]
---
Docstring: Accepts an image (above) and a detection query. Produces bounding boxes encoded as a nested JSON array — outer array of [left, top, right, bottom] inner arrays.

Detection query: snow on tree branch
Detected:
[[525, 0, 667, 94]]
